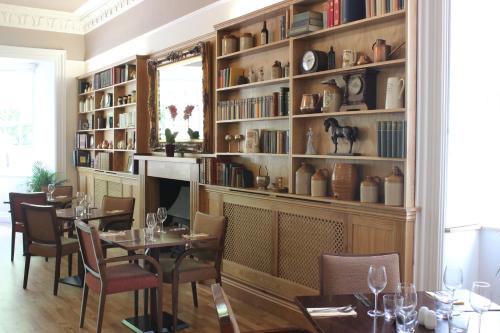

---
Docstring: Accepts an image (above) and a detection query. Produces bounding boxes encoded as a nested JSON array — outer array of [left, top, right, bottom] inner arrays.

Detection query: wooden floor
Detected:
[[0, 223, 294, 332]]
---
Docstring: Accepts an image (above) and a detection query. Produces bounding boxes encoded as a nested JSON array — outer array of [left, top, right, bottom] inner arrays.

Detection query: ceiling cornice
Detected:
[[0, 0, 144, 35]]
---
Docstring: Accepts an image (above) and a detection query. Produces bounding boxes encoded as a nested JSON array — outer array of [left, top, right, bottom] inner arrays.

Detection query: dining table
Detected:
[[100, 227, 217, 333], [296, 290, 500, 333], [56, 207, 131, 287]]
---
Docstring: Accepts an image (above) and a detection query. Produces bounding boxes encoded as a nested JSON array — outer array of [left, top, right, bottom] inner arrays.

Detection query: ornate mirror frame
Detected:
[[147, 41, 212, 153]]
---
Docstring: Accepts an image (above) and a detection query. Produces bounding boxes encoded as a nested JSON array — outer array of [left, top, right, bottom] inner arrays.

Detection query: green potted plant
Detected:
[[187, 128, 200, 141], [165, 128, 178, 157], [26, 161, 66, 192]]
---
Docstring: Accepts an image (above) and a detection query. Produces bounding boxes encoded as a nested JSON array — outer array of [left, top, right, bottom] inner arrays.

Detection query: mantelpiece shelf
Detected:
[[292, 154, 405, 162], [292, 10, 405, 41], [293, 59, 406, 80], [217, 152, 289, 157], [292, 108, 405, 118], [217, 115, 289, 124], [201, 183, 406, 212], [216, 77, 289, 92], [217, 39, 289, 61]]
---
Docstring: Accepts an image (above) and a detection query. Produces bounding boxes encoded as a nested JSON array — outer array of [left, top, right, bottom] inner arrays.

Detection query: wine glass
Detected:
[[146, 213, 157, 239], [157, 207, 168, 232], [444, 265, 463, 298], [47, 183, 55, 200], [470, 281, 491, 332], [367, 265, 387, 317], [76, 192, 84, 205], [396, 283, 418, 313]]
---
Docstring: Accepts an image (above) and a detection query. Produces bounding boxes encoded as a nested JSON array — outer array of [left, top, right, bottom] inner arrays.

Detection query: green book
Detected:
[[391, 121, 398, 158], [377, 122, 382, 157], [386, 121, 392, 158], [380, 121, 387, 158]]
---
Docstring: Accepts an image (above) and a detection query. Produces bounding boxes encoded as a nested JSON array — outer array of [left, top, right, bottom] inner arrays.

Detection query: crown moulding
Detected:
[[0, 0, 143, 35]]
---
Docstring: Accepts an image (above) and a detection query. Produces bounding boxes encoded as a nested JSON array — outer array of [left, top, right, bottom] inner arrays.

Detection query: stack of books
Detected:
[[218, 67, 245, 88], [200, 159, 253, 188], [366, 0, 405, 18], [94, 69, 113, 89], [260, 130, 289, 154], [75, 133, 93, 149], [113, 64, 135, 84], [217, 87, 290, 120], [289, 11, 323, 37], [376, 120, 406, 158]]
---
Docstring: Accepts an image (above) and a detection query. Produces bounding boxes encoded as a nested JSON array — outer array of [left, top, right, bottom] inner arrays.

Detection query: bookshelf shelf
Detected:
[[292, 10, 405, 41], [217, 116, 289, 124], [217, 39, 289, 61], [292, 154, 405, 162], [217, 77, 289, 92], [113, 78, 136, 88], [77, 129, 94, 133], [79, 91, 94, 97], [292, 108, 405, 118], [114, 127, 136, 130], [94, 128, 115, 131], [217, 152, 289, 157], [78, 110, 95, 114], [114, 102, 136, 108], [94, 107, 114, 112], [292, 59, 406, 80]]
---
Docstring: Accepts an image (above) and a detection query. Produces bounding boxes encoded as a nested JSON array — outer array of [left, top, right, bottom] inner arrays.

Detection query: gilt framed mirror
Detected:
[[147, 41, 212, 153]]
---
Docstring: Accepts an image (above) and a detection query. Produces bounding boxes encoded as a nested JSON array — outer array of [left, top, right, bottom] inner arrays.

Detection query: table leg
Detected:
[[59, 249, 84, 288]]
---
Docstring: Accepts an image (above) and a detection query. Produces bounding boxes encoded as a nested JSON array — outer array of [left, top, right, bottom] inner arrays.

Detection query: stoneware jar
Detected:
[[311, 169, 328, 197], [295, 162, 313, 196], [239, 33, 253, 50], [271, 61, 282, 79], [360, 176, 380, 203], [331, 163, 358, 200], [222, 34, 237, 55], [384, 166, 404, 206]]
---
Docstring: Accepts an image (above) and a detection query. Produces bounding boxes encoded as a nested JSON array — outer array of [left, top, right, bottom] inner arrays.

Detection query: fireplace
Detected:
[[158, 179, 190, 228]]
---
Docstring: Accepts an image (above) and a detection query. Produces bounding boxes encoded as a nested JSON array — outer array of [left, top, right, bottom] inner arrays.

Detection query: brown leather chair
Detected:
[[319, 253, 401, 295], [20, 203, 80, 295], [75, 221, 163, 333], [98, 195, 135, 231], [211, 284, 310, 333], [160, 212, 227, 332], [9, 192, 47, 261]]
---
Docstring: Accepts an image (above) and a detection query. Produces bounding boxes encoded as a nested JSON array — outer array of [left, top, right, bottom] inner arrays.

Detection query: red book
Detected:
[[327, 0, 334, 27], [333, 0, 341, 26]]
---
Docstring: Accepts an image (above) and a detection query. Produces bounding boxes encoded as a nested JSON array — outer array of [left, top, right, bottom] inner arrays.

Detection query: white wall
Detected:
[[478, 228, 500, 304]]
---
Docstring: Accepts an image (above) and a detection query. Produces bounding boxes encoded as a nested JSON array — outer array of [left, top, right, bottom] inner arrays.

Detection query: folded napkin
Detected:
[[55, 195, 68, 199], [307, 307, 357, 317], [106, 209, 125, 214], [100, 231, 126, 237], [425, 291, 464, 305], [182, 233, 209, 239]]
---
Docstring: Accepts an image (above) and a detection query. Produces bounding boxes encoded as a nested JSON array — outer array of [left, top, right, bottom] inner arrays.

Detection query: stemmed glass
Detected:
[[367, 265, 387, 317], [444, 265, 463, 299], [47, 183, 55, 200], [146, 213, 157, 240], [470, 281, 491, 332], [395, 282, 418, 332], [157, 207, 168, 232]]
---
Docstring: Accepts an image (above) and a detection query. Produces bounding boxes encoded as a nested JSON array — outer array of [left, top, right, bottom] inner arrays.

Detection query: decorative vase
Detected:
[[331, 163, 358, 200], [222, 34, 237, 55], [239, 33, 253, 50], [384, 166, 404, 206], [360, 176, 380, 203], [165, 144, 175, 157], [295, 162, 313, 195], [311, 169, 328, 197]]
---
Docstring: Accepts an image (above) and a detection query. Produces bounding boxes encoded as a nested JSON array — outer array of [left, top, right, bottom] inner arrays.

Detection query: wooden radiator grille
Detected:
[[94, 178, 107, 208], [278, 212, 345, 289], [223, 202, 273, 274], [107, 181, 122, 197]]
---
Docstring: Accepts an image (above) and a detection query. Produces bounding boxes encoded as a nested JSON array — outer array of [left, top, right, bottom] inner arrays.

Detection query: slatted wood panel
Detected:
[[277, 211, 346, 289], [107, 180, 122, 197], [223, 202, 273, 274], [93, 178, 107, 208]]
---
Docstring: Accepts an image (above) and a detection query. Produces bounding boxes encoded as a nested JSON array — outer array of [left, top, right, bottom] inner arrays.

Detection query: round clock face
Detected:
[[302, 51, 316, 72], [348, 76, 363, 95]]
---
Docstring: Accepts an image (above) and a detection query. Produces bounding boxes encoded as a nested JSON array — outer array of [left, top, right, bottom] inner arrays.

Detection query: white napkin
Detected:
[[106, 209, 124, 214], [100, 231, 126, 237], [182, 233, 209, 239], [307, 307, 357, 317]]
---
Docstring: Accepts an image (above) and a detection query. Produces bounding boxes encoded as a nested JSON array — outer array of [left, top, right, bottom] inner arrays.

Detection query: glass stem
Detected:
[[478, 313, 482, 333], [374, 292, 378, 312]]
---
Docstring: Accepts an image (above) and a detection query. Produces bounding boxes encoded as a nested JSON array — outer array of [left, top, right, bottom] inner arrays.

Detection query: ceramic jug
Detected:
[[360, 176, 380, 203], [331, 163, 358, 200], [295, 162, 313, 195], [311, 169, 328, 197], [385, 77, 405, 109], [384, 166, 404, 206]]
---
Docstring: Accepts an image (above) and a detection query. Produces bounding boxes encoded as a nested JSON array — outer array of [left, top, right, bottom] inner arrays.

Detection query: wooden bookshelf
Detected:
[[217, 115, 289, 123], [292, 108, 405, 118], [217, 39, 289, 60], [216, 77, 289, 92]]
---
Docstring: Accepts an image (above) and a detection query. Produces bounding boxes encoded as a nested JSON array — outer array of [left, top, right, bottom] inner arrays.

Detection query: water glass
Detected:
[[75, 206, 85, 218], [435, 290, 454, 319], [444, 265, 463, 298], [146, 212, 157, 233], [47, 183, 55, 200], [470, 281, 491, 333], [367, 265, 388, 317], [396, 309, 417, 333], [396, 283, 418, 314], [449, 314, 469, 333], [383, 294, 403, 321]]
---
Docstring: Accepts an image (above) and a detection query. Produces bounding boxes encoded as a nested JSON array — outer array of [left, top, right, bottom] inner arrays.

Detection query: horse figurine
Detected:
[[324, 117, 358, 155]]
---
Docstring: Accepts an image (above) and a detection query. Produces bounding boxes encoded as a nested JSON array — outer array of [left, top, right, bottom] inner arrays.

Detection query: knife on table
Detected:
[[354, 293, 371, 308]]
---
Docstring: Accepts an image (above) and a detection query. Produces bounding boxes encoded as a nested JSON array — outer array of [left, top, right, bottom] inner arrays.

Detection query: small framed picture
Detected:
[[245, 129, 260, 153]]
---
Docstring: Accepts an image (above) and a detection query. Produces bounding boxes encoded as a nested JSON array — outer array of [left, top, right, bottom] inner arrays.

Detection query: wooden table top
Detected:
[[56, 208, 129, 221], [48, 195, 73, 204], [99, 227, 217, 251], [296, 290, 500, 333]]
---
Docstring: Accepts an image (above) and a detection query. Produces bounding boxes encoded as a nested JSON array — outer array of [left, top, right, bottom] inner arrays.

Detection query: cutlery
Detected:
[[354, 293, 371, 308], [308, 305, 354, 313]]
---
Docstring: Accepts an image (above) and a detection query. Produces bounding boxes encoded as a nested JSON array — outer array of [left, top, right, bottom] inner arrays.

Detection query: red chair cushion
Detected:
[[85, 264, 160, 294]]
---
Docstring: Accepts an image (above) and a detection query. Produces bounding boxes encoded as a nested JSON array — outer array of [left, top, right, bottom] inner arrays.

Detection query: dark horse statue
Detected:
[[324, 117, 358, 154]]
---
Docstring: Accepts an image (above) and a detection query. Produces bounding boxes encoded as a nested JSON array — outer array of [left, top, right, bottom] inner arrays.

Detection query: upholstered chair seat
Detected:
[[160, 257, 216, 283], [28, 237, 79, 257]]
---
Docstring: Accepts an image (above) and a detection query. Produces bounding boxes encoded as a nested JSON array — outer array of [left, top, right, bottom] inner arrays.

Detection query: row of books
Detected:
[[260, 130, 289, 154], [75, 133, 93, 149], [365, 0, 405, 18], [218, 67, 244, 88], [94, 69, 113, 90], [95, 152, 111, 171], [200, 158, 254, 188], [113, 64, 136, 84], [289, 10, 323, 36], [376, 120, 406, 158], [279, 13, 290, 40], [118, 111, 136, 128], [217, 88, 290, 120]]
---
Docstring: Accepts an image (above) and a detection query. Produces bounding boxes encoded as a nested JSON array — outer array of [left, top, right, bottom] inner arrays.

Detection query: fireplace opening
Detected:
[[158, 178, 190, 228]]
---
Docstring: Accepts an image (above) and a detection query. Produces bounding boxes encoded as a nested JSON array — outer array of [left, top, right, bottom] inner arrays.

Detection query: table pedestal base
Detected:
[[122, 312, 188, 333], [59, 276, 83, 288]]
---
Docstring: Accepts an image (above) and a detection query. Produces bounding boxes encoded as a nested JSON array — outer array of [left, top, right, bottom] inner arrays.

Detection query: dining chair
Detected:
[[20, 203, 80, 295], [98, 195, 135, 231], [160, 212, 227, 333], [9, 192, 47, 261], [75, 220, 163, 333], [41, 185, 73, 198], [319, 253, 401, 295], [211, 284, 310, 333]]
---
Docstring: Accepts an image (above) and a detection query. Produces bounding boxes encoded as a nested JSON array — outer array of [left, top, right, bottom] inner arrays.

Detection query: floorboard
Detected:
[[0, 223, 294, 332]]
